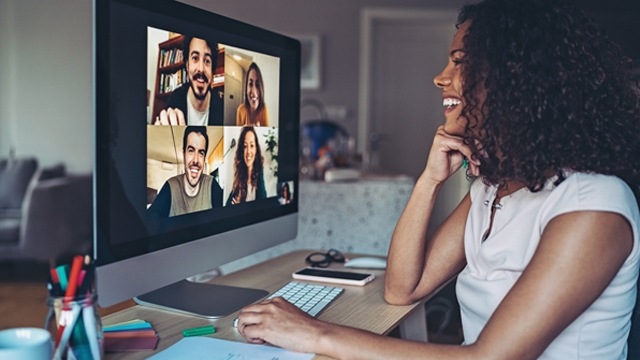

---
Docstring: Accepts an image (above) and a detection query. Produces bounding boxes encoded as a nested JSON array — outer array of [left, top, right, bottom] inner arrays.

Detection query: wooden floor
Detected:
[[0, 261, 50, 330]]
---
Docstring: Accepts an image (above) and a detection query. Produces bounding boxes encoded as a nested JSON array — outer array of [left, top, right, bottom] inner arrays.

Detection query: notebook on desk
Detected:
[[148, 336, 313, 360]]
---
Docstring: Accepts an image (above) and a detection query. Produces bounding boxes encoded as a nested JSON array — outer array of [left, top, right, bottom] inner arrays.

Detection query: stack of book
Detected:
[[103, 319, 159, 352]]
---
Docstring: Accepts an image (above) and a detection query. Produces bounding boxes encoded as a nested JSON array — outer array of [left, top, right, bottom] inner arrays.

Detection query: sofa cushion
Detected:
[[0, 216, 21, 244], [0, 158, 38, 210], [38, 163, 66, 181]]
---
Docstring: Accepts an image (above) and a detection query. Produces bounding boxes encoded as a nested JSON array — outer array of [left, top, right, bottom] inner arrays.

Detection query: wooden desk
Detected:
[[102, 250, 428, 359]]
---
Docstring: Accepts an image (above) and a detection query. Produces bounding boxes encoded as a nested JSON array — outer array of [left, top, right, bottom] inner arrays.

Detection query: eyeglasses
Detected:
[[305, 249, 346, 268]]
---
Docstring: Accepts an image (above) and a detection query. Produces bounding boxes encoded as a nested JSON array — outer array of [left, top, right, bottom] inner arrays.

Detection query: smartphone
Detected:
[[292, 267, 375, 286]]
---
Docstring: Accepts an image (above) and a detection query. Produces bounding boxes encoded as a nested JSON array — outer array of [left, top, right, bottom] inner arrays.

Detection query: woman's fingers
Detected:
[[423, 125, 480, 182], [434, 126, 477, 162], [236, 297, 322, 353]]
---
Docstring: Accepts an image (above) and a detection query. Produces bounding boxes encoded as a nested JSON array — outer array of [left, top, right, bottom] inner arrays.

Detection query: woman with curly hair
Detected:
[[235, 0, 640, 358], [226, 126, 266, 205]]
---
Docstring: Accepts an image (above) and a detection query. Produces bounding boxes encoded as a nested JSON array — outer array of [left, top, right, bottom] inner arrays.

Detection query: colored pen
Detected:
[[70, 310, 92, 360], [54, 304, 82, 360], [65, 255, 84, 299], [182, 325, 216, 337], [78, 258, 94, 296], [55, 255, 84, 352], [49, 268, 63, 296], [55, 256, 82, 349], [76, 270, 87, 298], [56, 265, 69, 292]]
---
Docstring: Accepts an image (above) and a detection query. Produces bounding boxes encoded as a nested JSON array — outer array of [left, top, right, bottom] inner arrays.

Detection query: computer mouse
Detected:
[[344, 257, 387, 270]]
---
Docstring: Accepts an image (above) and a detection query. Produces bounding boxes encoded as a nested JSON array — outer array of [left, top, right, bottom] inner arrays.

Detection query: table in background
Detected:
[[219, 177, 415, 275], [102, 250, 428, 360]]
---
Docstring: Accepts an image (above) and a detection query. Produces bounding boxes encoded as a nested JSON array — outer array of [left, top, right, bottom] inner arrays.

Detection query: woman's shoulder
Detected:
[[236, 104, 248, 114], [544, 172, 639, 223], [555, 172, 634, 203]]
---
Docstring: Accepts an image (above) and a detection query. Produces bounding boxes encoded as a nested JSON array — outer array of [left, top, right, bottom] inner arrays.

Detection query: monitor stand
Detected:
[[134, 279, 269, 319]]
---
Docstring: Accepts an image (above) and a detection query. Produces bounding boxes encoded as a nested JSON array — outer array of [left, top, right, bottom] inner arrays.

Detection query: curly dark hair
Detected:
[[230, 127, 264, 203], [457, 0, 640, 200]]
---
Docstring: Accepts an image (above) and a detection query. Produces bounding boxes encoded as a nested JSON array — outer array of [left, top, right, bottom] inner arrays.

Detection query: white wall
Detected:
[[0, 0, 93, 172], [0, 1, 16, 156]]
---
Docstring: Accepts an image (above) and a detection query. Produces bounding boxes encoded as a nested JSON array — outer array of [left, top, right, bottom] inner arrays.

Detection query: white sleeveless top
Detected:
[[456, 172, 639, 359]]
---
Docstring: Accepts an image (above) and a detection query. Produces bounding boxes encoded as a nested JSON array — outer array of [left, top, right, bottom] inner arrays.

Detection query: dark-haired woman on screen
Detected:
[[227, 126, 266, 205], [236, 62, 269, 127]]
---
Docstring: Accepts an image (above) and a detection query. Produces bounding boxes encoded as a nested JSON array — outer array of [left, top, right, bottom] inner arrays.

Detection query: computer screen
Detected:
[[94, 0, 300, 318]]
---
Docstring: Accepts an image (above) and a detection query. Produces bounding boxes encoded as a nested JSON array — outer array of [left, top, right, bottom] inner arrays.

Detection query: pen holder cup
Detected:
[[46, 291, 104, 360]]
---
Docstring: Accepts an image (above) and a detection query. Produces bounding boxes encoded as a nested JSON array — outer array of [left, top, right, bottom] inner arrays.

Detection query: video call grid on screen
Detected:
[[98, 1, 300, 257], [146, 27, 284, 215]]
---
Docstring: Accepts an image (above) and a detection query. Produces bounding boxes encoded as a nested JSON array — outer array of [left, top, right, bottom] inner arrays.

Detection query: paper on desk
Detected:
[[148, 337, 314, 360]]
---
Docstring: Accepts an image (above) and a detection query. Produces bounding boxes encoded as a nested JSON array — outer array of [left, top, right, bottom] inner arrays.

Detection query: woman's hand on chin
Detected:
[[421, 125, 480, 184]]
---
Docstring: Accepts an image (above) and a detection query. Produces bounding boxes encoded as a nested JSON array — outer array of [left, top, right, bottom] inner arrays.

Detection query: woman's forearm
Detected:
[[316, 320, 476, 360], [385, 175, 442, 304]]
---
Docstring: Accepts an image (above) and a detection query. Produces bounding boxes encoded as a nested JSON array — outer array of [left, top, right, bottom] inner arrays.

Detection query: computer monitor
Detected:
[[94, 0, 300, 318]]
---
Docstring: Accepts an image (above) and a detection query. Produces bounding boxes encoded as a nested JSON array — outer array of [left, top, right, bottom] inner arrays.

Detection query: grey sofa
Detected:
[[0, 158, 92, 262]]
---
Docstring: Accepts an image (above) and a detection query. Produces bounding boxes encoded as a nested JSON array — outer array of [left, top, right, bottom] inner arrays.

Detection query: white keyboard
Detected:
[[234, 281, 344, 327], [269, 281, 344, 316]]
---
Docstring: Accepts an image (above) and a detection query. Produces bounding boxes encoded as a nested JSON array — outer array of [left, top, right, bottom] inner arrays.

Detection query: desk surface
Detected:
[[102, 250, 426, 359]]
